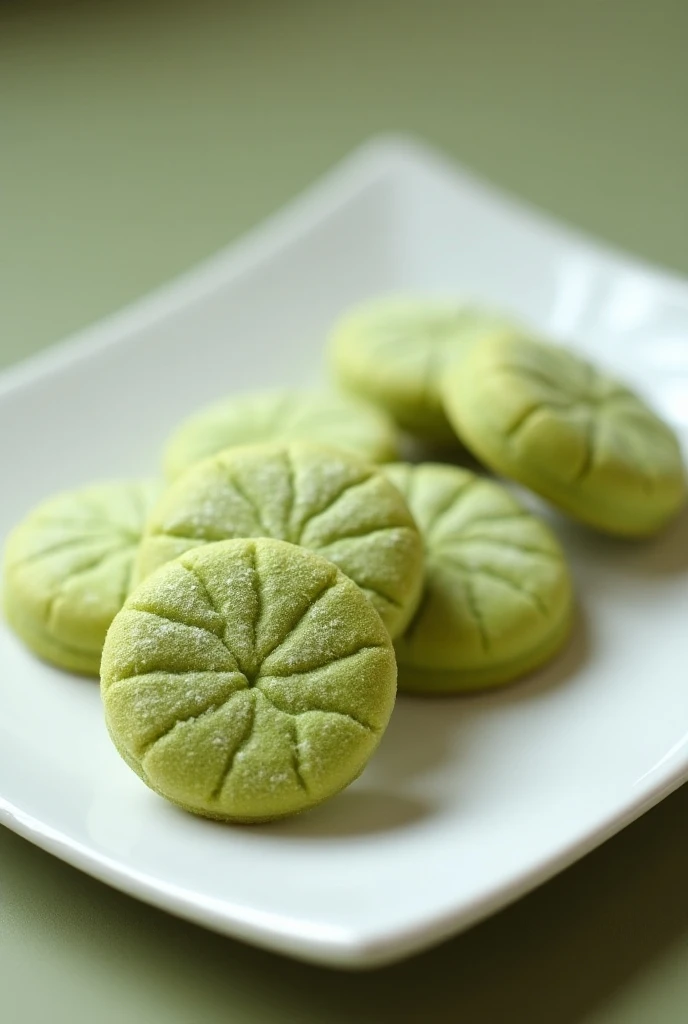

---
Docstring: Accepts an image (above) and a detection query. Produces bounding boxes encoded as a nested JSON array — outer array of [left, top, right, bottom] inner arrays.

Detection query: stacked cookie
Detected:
[[3, 392, 411, 822], [330, 297, 685, 693], [3, 297, 684, 823]]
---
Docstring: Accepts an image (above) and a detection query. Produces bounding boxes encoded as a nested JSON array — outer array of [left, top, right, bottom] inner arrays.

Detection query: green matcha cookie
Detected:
[[384, 463, 573, 692], [102, 538, 397, 822], [136, 442, 424, 639], [442, 333, 686, 537], [163, 389, 399, 481], [4, 480, 159, 675], [329, 297, 513, 442]]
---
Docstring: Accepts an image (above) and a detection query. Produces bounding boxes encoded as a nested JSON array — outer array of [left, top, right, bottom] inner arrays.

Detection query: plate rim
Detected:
[[2, 133, 688, 969], [1, 757, 684, 968], [2, 132, 687, 401]]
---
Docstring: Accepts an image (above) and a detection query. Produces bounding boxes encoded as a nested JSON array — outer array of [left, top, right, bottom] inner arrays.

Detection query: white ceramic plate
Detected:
[[2, 137, 688, 969]]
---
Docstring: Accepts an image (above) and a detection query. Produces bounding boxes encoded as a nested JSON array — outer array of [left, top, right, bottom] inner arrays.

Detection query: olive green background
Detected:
[[1, 0, 687, 1021]]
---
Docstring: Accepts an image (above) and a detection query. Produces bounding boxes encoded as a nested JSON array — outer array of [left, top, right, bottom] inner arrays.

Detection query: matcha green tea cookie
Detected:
[[164, 389, 398, 481], [102, 538, 397, 822], [384, 463, 573, 692], [329, 297, 513, 442], [442, 333, 686, 537], [136, 442, 424, 639], [4, 480, 159, 675]]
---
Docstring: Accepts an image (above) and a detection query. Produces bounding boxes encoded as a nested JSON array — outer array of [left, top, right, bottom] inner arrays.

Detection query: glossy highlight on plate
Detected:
[[0, 138, 687, 967]]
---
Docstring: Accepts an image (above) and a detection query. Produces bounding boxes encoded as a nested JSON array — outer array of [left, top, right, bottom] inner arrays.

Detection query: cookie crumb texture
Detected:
[[137, 442, 424, 638], [163, 389, 399, 481], [3, 480, 158, 676], [385, 463, 574, 692], [101, 538, 397, 822], [443, 334, 686, 536]]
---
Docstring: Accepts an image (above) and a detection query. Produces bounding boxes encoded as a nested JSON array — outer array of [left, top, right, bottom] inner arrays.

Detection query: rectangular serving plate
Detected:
[[1, 136, 688, 968]]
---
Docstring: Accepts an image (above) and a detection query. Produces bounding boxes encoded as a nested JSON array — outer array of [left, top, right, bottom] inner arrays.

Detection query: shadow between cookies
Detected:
[[372, 601, 590, 780]]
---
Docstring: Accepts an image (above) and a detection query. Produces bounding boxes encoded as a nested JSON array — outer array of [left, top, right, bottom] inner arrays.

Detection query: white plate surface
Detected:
[[2, 137, 688, 968]]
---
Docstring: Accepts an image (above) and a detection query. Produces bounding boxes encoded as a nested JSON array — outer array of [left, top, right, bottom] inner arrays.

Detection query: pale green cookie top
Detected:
[[136, 442, 424, 639], [329, 296, 514, 442], [163, 388, 399, 481], [102, 538, 397, 822], [384, 463, 573, 692], [442, 333, 686, 537], [3, 480, 159, 675]]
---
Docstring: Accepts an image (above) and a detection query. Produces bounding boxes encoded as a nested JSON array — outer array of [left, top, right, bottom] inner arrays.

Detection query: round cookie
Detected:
[[442, 333, 686, 537], [384, 463, 573, 692], [101, 538, 397, 822], [4, 480, 159, 675], [136, 442, 424, 639], [163, 389, 399, 481], [329, 297, 514, 442]]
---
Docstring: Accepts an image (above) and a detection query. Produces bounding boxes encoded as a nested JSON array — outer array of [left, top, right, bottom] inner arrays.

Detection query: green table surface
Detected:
[[1, 1, 687, 1021]]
